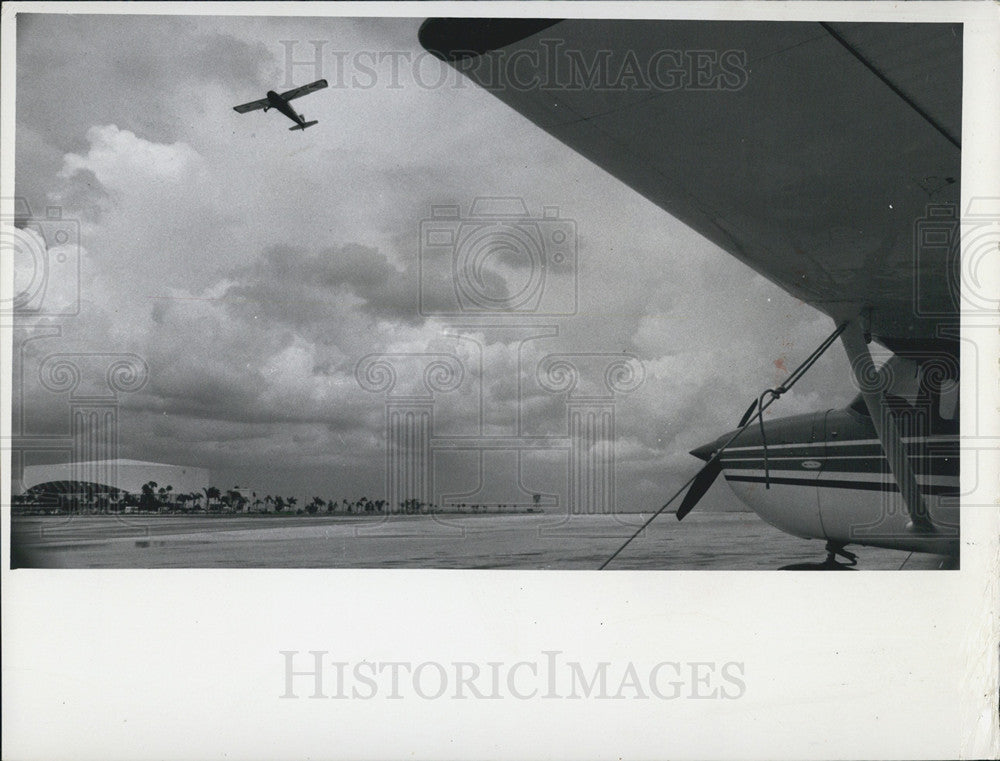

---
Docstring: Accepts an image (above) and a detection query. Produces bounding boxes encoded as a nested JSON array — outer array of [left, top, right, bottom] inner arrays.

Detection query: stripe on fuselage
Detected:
[[723, 473, 958, 495], [719, 434, 959, 496]]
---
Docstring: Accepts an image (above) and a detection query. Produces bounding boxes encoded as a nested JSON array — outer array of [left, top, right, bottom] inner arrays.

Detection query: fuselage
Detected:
[[266, 90, 304, 126], [694, 354, 960, 556]]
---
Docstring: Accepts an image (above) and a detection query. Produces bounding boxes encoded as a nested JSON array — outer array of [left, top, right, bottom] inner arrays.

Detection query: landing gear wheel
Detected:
[[779, 541, 859, 570]]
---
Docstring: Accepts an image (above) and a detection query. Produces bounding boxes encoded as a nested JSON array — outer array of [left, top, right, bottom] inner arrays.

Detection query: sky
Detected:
[[11, 12, 858, 511]]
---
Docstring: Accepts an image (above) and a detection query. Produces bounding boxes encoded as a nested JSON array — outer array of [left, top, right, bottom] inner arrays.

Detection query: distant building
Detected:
[[17, 459, 210, 510]]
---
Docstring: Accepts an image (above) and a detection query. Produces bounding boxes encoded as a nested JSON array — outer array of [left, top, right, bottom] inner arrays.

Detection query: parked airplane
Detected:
[[233, 79, 328, 131], [419, 19, 963, 568]]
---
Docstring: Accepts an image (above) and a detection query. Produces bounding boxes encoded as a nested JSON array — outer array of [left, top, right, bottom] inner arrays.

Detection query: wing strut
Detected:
[[840, 317, 934, 533]]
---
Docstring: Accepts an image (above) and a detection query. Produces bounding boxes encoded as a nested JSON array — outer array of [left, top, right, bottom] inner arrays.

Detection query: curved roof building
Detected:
[[18, 459, 210, 496]]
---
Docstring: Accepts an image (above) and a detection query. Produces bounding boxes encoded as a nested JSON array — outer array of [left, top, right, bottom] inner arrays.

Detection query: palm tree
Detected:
[[204, 486, 221, 512], [156, 485, 174, 512], [140, 481, 158, 513], [264, 495, 275, 513], [226, 488, 247, 512]]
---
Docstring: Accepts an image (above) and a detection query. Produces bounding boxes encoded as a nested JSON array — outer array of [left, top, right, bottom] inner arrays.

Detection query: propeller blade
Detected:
[[676, 456, 723, 521], [738, 399, 759, 427]]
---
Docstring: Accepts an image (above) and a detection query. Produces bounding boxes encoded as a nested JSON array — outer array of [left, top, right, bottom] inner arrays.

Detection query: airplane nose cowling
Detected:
[[689, 437, 724, 462]]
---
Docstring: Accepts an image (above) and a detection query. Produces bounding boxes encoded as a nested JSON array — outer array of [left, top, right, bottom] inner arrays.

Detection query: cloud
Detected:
[[60, 125, 205, 190], [224, 243, 423, 328]]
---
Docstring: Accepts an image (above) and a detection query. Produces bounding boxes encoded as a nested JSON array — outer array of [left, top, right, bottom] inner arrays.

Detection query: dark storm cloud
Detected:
[[226, 243, 430, 326], [142, 363, 264, 421], [49, 167, 109, 221]]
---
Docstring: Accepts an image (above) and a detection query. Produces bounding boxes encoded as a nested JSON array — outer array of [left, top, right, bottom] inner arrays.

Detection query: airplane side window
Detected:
[[847, 355, 918, 416], [885, 356, 921, 406], [847, 356, 956, 424], [938, 378, 959, 421]]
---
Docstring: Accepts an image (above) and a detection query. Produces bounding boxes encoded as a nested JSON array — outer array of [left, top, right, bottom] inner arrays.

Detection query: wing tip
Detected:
[[418, 18, 563, 61]]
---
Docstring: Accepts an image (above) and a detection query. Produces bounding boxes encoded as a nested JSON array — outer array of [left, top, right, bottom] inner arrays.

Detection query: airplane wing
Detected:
[[233, 98, 269, 114], [419, 20, 962, 352], [279, 79, 329, 101]]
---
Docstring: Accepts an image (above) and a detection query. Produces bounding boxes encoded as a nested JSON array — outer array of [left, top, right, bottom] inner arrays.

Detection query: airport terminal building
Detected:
[[16, 459, 210, 511]]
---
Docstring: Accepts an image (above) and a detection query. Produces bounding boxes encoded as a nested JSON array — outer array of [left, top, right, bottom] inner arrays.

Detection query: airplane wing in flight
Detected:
[[280, 79, 330, 101], [232, 98, 270, 113], [419, 20, 962, 353]]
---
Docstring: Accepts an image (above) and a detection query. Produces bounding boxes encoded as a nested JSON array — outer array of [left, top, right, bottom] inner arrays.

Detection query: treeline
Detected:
[[14, 482, 537, 516]]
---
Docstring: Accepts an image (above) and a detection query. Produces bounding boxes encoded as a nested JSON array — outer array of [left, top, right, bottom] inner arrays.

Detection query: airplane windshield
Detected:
[[848, 354, 959, 428]]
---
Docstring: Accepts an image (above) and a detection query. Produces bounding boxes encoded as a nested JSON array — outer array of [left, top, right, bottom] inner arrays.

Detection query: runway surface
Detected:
[[10, 512, 950, 569]]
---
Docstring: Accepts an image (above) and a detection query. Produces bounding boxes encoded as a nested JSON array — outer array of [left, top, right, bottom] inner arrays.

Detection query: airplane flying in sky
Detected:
[[420, 19, 963, 569], [233, 79, 328, 131]]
